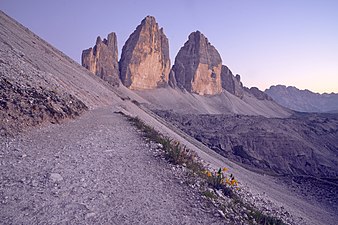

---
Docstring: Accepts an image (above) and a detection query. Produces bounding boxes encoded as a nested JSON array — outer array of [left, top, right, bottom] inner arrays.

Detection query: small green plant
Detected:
[[127, 116, 162, 143], [248, 207, 285, 225], [126, 115, 204, 174], [202, 190, 217, 199], [204, 167, 238, 197]]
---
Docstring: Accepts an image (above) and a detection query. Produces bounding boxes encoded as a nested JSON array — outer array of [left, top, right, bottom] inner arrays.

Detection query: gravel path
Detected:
[[0, 107, 224, 224]]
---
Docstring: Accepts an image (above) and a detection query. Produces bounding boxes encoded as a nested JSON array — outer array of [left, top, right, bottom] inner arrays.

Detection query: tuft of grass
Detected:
[[202, 190, 217, 199], [249, 208, 285, 225], [127, 116, 162, 143], [126, 115, 204, 174]]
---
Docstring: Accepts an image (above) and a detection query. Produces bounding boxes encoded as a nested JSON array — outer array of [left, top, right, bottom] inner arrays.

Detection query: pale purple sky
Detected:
[[1, 0, 338, 93]]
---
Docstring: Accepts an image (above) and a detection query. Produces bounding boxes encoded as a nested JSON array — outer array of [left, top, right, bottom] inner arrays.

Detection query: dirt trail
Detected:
[[0, 107, 224, 225]]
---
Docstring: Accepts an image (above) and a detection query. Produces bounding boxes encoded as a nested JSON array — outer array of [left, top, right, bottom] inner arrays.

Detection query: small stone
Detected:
[[85, 212, 96, 219], [50, 173, 63, 182], [31, 180, 38, 187], [218, 210, 226, 218], [215, 189, 225, 198]]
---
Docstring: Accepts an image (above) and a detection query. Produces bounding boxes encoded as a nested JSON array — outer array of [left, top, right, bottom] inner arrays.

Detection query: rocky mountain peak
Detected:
[[170, 31, 222, 95], [119, 16, 170, 90], [141, 15, 156, 25], [220, 65, 244, 98], [96, 36, 102, 45], [82, 32, 119, 86]]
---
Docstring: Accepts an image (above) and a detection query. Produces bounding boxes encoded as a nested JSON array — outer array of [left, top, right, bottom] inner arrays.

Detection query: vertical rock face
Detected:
[[81, 32, 119, 86], [170, 31, 222, 95], [119, 16, 170, 90], [221, 65, 244, 98]]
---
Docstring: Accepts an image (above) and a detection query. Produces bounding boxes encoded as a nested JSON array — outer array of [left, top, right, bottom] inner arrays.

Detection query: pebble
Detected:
[[85, 212, 96, 219], [217, 210, 226, 218], [31, 180, 38, 187], [50, 173, 63, 182]]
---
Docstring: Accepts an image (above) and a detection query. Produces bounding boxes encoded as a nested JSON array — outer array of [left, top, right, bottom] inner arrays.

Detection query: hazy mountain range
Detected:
[[265, 85, 338, 113]]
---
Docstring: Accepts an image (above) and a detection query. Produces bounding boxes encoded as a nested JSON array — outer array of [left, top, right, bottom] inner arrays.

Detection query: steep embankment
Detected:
[[0, 11, 119, 136]]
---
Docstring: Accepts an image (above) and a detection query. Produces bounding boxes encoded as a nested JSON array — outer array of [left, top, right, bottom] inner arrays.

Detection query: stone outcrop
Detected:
[[221, 65, 244, 98], [82, 32, 119, 86], [170, 31, 222, 95], [119, 16, 170, 90]]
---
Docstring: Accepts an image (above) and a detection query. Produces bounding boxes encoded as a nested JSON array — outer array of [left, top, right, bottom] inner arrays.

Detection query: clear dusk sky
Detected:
[[1, 0, 338, 93]]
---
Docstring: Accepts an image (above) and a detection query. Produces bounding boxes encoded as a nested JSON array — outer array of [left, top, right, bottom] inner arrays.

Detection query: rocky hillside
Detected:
[[0, 11, 119, 136], [155, 110, 338, 179], [266, 85, 338, 113]]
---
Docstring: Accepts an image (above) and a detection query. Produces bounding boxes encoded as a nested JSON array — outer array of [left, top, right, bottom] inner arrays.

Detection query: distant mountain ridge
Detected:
[[265, 85, 338, 113]]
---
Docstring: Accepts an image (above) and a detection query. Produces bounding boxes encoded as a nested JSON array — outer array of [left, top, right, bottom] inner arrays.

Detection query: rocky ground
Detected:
[[0, 107, 227, 225]]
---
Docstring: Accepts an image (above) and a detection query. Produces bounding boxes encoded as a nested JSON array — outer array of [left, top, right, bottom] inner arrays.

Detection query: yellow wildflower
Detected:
[[222, 167, 228, 172], [206, 171, 212, 177], [231, 179, 238, 186], [225, 178, 231, 185]]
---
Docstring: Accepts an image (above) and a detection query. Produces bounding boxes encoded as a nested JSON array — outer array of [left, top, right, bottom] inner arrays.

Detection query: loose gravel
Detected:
[[0, 107, 225, 225]]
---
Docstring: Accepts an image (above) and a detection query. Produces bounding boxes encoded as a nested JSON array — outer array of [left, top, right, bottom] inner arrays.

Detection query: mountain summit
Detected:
[[170, 31, 222, 95], [119, 16, 171, 90], [82, 32, 119, 86]]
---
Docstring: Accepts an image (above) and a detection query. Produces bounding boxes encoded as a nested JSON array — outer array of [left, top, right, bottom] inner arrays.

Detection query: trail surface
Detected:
[[0, 107, 223, 225]]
